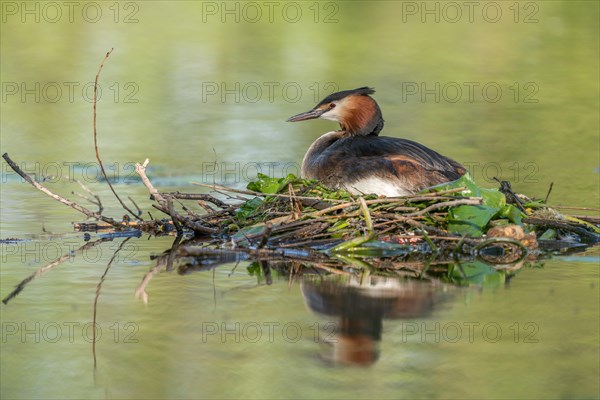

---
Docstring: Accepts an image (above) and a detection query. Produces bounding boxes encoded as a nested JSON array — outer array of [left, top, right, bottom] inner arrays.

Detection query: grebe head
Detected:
[[287, 87, 384, 136]]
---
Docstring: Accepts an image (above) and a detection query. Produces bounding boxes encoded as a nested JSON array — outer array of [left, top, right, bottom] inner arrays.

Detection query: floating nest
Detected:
[[3, 153, 599, 283]]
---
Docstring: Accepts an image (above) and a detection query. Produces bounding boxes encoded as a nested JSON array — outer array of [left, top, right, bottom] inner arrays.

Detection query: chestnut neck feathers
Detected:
[[337, 94, 384, 136]]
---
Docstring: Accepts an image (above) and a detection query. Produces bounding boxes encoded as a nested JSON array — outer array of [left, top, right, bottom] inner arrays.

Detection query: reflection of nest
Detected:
[[476, 240, 529, 265], [480, 225, 538, 264]]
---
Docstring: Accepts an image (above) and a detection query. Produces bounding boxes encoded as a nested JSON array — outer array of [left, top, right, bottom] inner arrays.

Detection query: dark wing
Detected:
[[317, 136, 465, 192]]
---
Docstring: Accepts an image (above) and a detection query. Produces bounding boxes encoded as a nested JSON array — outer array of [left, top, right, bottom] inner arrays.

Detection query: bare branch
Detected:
[[92, 48, 142, 221], [2, 153, 127, 229]]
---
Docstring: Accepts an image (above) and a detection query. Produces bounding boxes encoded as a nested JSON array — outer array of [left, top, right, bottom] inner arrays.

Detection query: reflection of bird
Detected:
[[301, 276, 441, 367], [287, 87, 466, 196]]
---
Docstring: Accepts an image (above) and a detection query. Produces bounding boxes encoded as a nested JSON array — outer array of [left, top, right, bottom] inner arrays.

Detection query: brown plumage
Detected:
[[287, 87, 465, 196]]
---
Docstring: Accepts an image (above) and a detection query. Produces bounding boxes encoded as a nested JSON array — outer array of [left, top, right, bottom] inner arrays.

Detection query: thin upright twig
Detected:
[[135, 159, 167, 205], [128, 196, 142, 216], [544, 182, 554, 203], [75, 179, 103, 214], [93, 48, 142, 221]]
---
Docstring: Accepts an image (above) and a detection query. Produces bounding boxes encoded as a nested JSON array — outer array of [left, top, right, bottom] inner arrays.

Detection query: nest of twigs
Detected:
[[4, 152, 599, 276]]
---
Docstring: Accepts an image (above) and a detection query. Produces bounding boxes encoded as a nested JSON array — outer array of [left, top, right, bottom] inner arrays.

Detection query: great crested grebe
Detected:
[[287, 87, 466, 197]]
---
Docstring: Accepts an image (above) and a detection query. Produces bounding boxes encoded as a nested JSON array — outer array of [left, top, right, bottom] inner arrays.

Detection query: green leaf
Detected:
[[426, 173, 480, 196], [337, 240, 413, 257], [231, 224, 267, 246], [448, 205, 499, 237], [327, 219, 350, 232], [246, 173, 281, 194], [479, 187, 505, 209], [539, 229, 557, 240], [499, 204, 524, 225], [431, 173, 515, 236], [279, 173, 298, 188], [235, 197, 263, 221], [449, 261, 506, 287], [247, 262, 261, 276], [247, 173, 300, 194]]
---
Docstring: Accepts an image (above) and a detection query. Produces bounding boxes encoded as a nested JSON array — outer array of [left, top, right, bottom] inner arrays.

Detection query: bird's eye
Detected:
[[329, 103, 336, 109]]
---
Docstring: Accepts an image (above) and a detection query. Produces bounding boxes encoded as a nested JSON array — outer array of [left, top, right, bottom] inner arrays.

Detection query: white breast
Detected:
[[344, 177, 412, 197]]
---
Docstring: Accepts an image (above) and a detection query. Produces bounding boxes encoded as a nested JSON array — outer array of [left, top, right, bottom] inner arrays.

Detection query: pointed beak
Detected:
[[286, 108, 326, 122]]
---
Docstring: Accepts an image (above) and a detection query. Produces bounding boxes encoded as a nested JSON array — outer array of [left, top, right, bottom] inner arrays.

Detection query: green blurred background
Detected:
[[2, 0, 598, 206]]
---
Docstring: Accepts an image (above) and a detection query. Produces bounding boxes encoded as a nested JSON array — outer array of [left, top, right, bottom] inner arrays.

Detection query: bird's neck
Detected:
[[301, 131, 346, 179], [339, 97, 384, 136]]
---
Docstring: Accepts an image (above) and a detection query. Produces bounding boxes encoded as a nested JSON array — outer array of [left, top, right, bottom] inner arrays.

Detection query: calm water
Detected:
[[1, 1, 599, 399]]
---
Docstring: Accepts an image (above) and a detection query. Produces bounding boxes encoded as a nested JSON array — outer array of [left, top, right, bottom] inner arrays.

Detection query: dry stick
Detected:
[[135, 159, 166, 205], [197, 200, 216, 213], [194, 182, 466, 205], [196, 205, 238, 220], [420, 186, 467, 196], [167, 196, 183, 235], [175, 198, 201, 219], [372, 216, 412, 228], [192, 181, 348, 203], [494, 177, 526, 212], [2, 153, 127, 229], [257, 223, 272, 249], [136, 159, 217, 233], [288, 183, 296, 217], [151, 203, 217, 234], [299, 198, 334, 211], [312, 262, 351, 275], [280, 196, 468, 217], [400, 195, 469, 202], [309, 201, 358, 217], [92, 48, 142, 221], [166, 192, 231, 208], [288, 182, 302, 219], [370, 211, 425, 220], [213, 188, 247, 201], [551, 205, 600, 212], [365, 189, 468, 204], [377, 225, 398, 235], [71, 190, 100, 209], [544, 182, 554, 203], [128, 196, 142, 216], [523, 217, 599, 242], [270, 223, 331, 244], [328, 198, 377, 253], [568, 215, 600, 224], [405, 198, 482, 217], [404, 217, 461, 239], [304, 196, 422, 218], [75, 179, 103, 214]]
